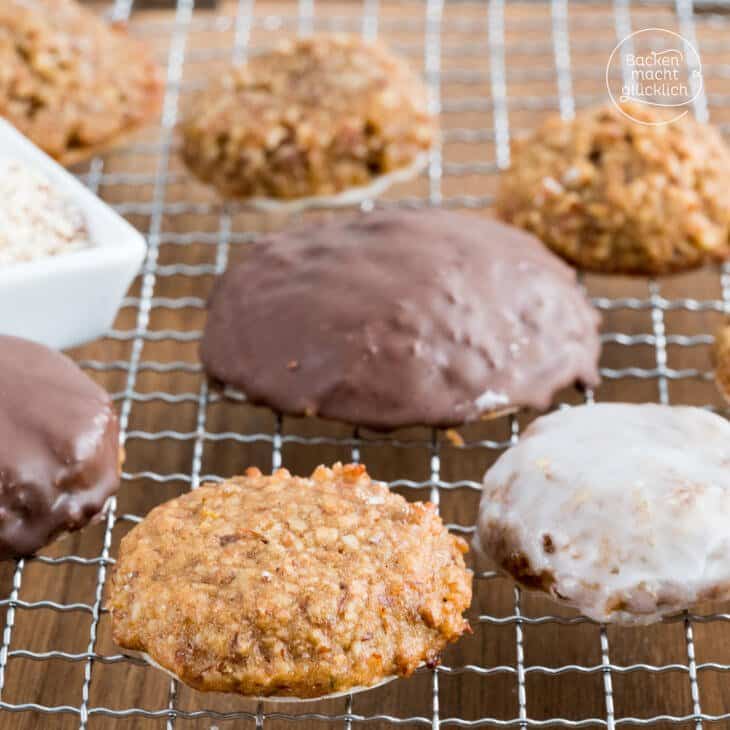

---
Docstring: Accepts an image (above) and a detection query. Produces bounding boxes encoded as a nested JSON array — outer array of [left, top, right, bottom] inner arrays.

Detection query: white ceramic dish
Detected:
[[0, 119, 146, 350]]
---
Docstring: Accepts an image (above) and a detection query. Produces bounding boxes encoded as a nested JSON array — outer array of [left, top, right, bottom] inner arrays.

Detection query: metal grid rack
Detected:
[[3, 0, 730, 727]]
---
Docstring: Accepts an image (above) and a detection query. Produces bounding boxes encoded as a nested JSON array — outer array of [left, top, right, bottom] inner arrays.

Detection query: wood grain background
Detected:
[[3, 1, 730, 727]]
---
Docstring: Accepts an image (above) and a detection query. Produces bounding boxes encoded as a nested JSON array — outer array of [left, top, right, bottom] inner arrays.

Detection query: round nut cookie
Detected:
[[0, 0, 163, 166], [496, 102, 730, 275], [109, 463, 472, 699], [200, 209, 601, 430], [0, 335, 121, 559], [180, 34, 434, 206], [477, 403, 730, 624]]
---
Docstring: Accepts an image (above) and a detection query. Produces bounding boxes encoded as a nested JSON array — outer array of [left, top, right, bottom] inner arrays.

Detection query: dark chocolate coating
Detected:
[[0, 336, 120, 559], [201, 210, 601, 430]]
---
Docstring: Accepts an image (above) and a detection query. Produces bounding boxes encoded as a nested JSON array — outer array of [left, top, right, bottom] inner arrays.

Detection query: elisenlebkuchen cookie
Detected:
[[200, 209, 601, 430], [0, 0, 163, 165], [110, 463, 472, 699], [0, 335, 121, 559], [180, 34, 434, 209], [497, 102, 730, 275], [477, 403, 730, 624]]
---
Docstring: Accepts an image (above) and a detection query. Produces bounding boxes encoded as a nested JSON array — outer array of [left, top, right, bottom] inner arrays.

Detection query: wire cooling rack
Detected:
[[4, 0, 730, 727]]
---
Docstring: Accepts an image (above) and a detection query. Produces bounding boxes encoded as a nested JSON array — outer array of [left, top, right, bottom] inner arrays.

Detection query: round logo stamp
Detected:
[[606, 27, 704, 125]]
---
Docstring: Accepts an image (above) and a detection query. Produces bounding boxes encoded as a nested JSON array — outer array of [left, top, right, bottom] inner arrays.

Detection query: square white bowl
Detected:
[[0, 119, 146, 350]]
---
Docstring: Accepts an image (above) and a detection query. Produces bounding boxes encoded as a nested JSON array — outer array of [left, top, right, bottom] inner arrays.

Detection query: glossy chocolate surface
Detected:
[[0, 335, 120, 558], [201, 210, 601, 429]]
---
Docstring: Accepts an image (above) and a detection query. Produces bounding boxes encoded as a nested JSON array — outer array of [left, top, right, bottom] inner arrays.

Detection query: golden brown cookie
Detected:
[[0, 0, 163, 165], [497, 102, 730, 275], [109, 463, 472, 699], [713, 322, 730, 402], [180, 34, 434, 205]]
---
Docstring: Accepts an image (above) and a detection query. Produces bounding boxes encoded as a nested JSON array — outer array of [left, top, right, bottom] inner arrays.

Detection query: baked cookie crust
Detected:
[[0, 0, 163, 165], [110, 463, 472, 698], [497, 102, 730, 275], [180, 34, 434, 201]]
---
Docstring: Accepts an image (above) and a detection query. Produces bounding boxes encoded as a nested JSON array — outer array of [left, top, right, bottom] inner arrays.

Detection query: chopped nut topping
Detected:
[[497, 102, 730, 275], [445, 429, 465, 448], [110, 463, 471, 698]]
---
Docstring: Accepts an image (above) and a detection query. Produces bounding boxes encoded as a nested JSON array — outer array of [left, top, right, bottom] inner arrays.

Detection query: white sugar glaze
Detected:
[[477, 403, 730, 624]]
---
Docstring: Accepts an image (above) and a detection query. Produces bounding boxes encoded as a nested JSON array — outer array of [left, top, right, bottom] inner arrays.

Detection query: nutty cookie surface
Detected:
[[0, 0, 163, 165], [110, 464, 472, 698], [180, 34, 434, 202], [497, 102, 730, 275], [477, 403, 730, 624]]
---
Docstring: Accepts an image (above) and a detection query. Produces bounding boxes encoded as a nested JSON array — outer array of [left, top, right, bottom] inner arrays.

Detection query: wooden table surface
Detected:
[[3, 1, 730, 728]]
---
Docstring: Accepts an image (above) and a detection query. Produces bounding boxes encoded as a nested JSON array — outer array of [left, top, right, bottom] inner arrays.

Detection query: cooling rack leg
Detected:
[[600, 628, 616, 730], [425, 0, 444, 207], [298, 0, 314, 36], [161, 2, 243, 714], [487, 0, 510, 171], [550, 0, 575, 120], [429, 432, 442, 730], [362, 0, 379, 41], [0, 561, 25, 702], [424, 0, 444, 722], [76, 2, 196, 728], [668, 3, 706, 725], [233, 0, 255, 65], [514, 585, 528, 729]]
